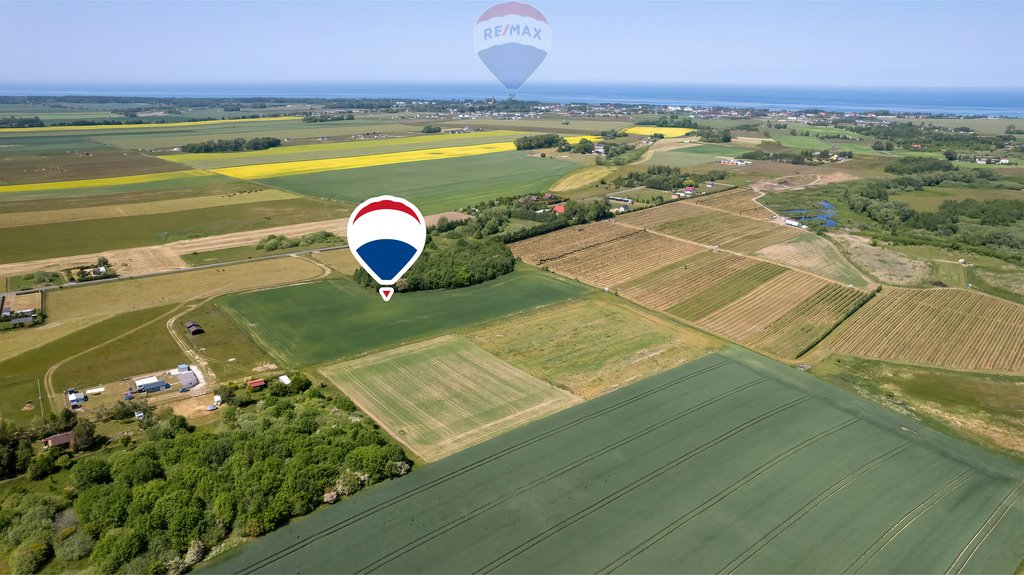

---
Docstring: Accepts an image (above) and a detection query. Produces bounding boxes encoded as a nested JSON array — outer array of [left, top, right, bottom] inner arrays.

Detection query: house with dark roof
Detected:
[[42, 431, 74, 450]]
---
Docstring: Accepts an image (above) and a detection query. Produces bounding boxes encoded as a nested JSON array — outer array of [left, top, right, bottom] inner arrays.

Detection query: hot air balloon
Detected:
[[347, 196, 426, 301], [474, 1, 551, 96]]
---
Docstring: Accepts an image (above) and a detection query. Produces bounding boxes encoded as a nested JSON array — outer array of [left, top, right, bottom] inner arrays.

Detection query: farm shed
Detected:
[[178, 371, 199, 388], [67, 391, 86, 408], [178, 364, 190, 373], [278, 375, 292, 385], [134, 376, 168, 393], [42, 431, 73, 450], [248, 378, 267, 390], [187, 323, 204, 335]]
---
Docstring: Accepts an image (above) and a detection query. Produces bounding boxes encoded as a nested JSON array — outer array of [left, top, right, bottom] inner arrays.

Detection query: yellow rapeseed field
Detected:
[[625, 126, 695, 138], [0, 169, 207, 193], [214, 142, 520, 179], [0, 116, 301, 134], [159, 130, 528, 164]]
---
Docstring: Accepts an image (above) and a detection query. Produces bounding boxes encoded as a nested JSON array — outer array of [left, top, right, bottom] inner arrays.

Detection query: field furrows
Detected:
[[618, 201, 800, 253], [541, 232, 705, 288], [667, 262, 788, 321], [821, 288, 1024, 372], [510, 222, 640, 264], [743, 284, 870, 358], [693, 271, 828, 337], [723, 225, 802, 253], [618, 252, 755, 311], [616, 201, 700, 228], [694, 188, 776, 220]]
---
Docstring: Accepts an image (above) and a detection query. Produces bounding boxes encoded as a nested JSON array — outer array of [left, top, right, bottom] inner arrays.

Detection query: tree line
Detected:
[[614, 165, 729, 191], [180, 137, 281, 153]]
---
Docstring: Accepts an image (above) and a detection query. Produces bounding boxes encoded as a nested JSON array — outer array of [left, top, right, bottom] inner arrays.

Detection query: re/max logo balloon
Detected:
[[482, 24, 543, 40]]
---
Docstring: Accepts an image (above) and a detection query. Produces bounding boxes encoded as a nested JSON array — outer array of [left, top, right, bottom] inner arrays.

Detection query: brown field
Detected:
[[821, 288, 1024, 372], [755, 234, 873, 288], [536, 231, 705, 288], [320, 335, 580, 462], [0, 149, 182, 185], [110, 246, 189, 275], [618, 201, 801, 252], [510, 221, 640, 264], [832, 232, 929, 285], [617, 251, 756, 310], [696, 271, 870, 358], [310, 248, 358, 274], [0, 256, 326, 363], [0, 189, 295, 228], [693, 188, 776, 220], [9, 291, 42, 312]]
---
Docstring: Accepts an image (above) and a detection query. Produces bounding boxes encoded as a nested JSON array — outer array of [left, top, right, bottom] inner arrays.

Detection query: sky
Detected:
[[1, 0, 1022, 89]]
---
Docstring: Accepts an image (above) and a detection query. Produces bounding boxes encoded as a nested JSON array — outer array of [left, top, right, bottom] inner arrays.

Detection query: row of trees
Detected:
[[301, 113, 355, 123], [514, 133, 565, 150], [356, 237, 515, 292], [614, 165, 729, 191], [740, 149, 854, 164], [0, 116, 45, 128], [636, 115, 700, 128], [255, 231, 344, 252], [851, 122, 1016, 151], [180, 137, 281, 153], [0, 381, 411, 574]]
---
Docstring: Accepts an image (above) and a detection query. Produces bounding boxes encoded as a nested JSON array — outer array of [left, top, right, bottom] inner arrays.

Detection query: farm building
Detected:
[[10, 291, 42, 318], [279, 375, 292, 385], [134, 376, 168, 393], [9, 317, 34, 327], [67, 391, 86, 408], [0, 307, 10, 319], [178, 364, 189, 373], [185, 321, 204, 335], [42, 431, 73, 450], [248, 378, 267, 390], [553, 204, 566, 214], [178, 370, 199, 388]]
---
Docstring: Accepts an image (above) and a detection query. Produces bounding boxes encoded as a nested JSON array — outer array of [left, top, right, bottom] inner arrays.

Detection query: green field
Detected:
[[320, 335, 579, 462], [1, 196, 343, 263], [773, 134, 828, 150], [261, 151, 578, 214], [175, 300, 277, 381], [890, 185, 1023, 211], [0, 305, 173, 424], [204, 347, 1024, 574], [671, 143, 738, 156], [217, 267, 592, 366]]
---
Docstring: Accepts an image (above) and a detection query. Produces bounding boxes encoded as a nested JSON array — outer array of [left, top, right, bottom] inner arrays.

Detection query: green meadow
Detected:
[[261, 151, 578, 214], [216, 266, 591, 366]]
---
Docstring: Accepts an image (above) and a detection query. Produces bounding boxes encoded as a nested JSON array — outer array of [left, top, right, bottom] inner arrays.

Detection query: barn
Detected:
[[134, 376, 168, 393], [42, 431, 73, 450], [185, 321, 204, 335], [248, 378, 267, 390]]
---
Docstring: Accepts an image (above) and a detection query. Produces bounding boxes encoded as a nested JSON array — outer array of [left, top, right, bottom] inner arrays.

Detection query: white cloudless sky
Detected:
[[1, 0, 1022, 88]]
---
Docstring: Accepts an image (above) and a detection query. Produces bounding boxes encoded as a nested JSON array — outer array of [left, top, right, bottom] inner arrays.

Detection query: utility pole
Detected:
[[36, 376, 44, 419]]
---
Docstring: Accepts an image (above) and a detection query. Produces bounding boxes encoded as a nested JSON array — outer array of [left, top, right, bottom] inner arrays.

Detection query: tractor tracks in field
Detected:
[[236, 360, 733, 573]]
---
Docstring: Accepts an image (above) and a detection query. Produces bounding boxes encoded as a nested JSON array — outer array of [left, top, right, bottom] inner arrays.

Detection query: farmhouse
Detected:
[[134, 376, 168, 393], [248, 378, 267, 390], [42, 431, 73, 450], [553, 204, 566, 215], [593, 143, 606, 155]]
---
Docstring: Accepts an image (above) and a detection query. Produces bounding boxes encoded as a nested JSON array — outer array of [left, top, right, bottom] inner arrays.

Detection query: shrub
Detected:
[[54, 530, 95, 562]]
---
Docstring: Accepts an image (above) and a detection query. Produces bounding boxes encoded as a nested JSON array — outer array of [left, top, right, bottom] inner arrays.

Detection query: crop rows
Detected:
[[541, 232, 705, 288], [618, 252, 756, 311], [510, 222, 640, 264], [706, 278, 869, 358], [668, 262, 788, 321], [723, 226, 803, 253], [694, 189, 776, 220], [619, 202, 800, 254], [821, 288, 1024, 372]]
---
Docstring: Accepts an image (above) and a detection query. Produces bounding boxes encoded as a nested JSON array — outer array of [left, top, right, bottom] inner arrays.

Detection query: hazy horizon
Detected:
[[3, 0, 1022, 89]]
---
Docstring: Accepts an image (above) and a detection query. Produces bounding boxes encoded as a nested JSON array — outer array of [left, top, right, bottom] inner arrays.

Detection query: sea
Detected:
[[1, 83, 1021, 117]]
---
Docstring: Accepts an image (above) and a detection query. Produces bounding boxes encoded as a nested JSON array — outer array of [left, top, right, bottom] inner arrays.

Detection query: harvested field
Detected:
[[821, 288, 1024, 373], [618, 251, 756, 311], [756, 233, 872, 288], [537, 231, 705, 288], [618, 201, 801, 252], [9, 291, 42, 313], [693, 188, 776, 219], [700, 274, 871, 358], [510, 221, 640, 264], [471, 297, 721, 398], [310, 248, 358, 274], [319, 335, 580, 462], [167, 218, 348, 254], [0, 115, 299, 134], [208, 348, 1024, 575], [109, 246, 188, 275], [549, 165, 615, 192]]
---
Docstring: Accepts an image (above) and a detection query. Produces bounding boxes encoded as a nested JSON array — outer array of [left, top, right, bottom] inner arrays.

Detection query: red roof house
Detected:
[[553, 204, 566, 214], [247, 379, 267, 390]]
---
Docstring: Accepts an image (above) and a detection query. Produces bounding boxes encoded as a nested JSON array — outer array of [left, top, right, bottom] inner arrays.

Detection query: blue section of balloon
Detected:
[[478, 44, 548, 91], [356, 239, 419, 283]]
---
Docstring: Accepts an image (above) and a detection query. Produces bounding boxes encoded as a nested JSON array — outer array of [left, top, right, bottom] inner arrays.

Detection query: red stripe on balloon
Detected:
[[352, 200, 421, 224], [477, 1, 547, 24]]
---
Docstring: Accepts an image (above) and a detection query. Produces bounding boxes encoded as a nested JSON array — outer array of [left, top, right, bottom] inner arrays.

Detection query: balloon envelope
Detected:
[[474, 2, 551, 91], [347, 196, 426, 287]]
